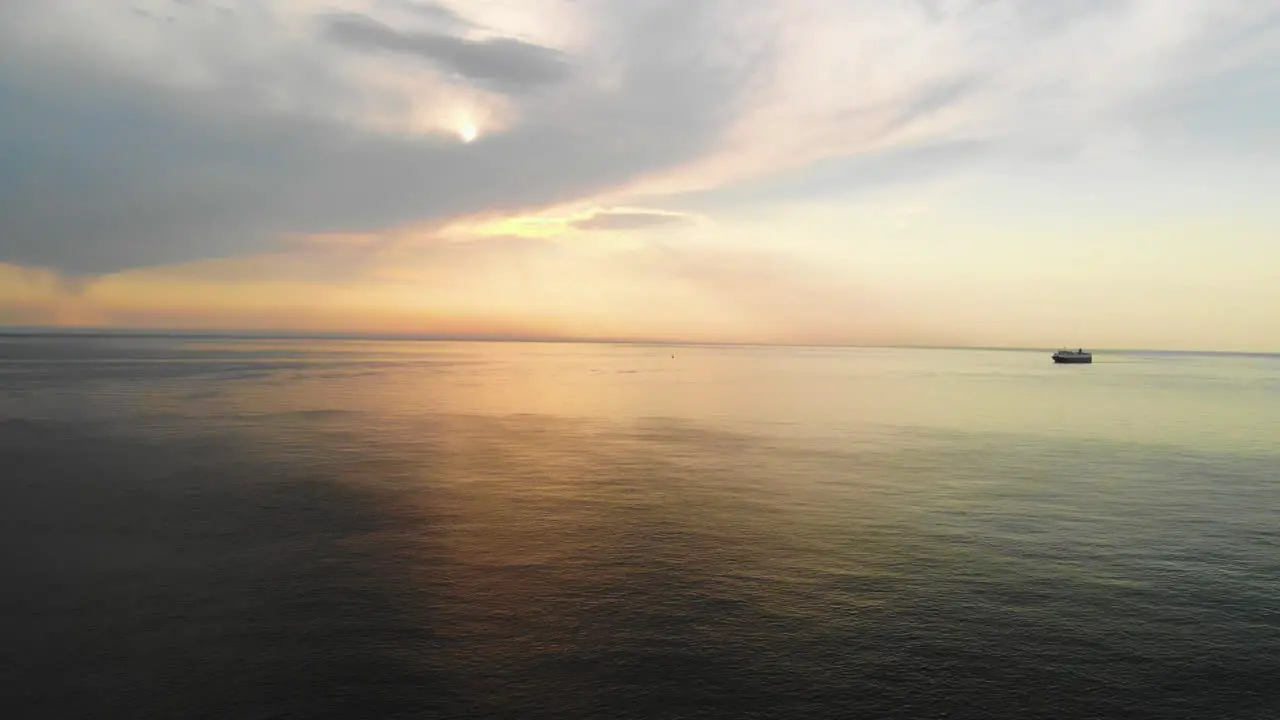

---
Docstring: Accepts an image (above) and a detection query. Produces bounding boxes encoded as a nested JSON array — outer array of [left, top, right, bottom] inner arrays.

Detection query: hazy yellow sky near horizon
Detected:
[[2, 1, 1278, 351]]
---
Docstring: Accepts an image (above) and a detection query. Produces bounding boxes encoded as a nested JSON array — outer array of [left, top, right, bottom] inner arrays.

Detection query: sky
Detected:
[[1, 0, 1278, 350]]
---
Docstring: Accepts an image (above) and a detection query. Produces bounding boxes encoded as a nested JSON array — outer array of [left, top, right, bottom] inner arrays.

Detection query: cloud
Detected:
[[570, 208, 699, 232], [0, 0, 1277, 283], [660, 140, 991, 213], [0, 0, 759, 274], [393, 1, 477, 30], [322, 12, 570, 92], [624, 0, 1280, 201]]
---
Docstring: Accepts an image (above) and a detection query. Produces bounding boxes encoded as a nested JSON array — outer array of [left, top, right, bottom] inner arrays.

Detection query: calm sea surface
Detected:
[[3, 336, 1278, 719]]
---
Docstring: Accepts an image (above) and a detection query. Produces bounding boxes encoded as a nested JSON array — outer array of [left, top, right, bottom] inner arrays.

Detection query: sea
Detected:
[[2, 335, 1278, 719]]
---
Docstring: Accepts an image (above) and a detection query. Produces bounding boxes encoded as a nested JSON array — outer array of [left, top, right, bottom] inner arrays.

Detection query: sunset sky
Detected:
[[2, 1, 1278, 350]]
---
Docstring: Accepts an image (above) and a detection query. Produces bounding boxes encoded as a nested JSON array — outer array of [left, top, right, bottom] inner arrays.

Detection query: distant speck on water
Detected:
[[3, 336, 1279, 719]]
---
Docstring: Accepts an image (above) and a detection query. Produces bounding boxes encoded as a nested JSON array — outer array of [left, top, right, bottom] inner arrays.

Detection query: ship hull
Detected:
[[1052, 356, 1092, 364]]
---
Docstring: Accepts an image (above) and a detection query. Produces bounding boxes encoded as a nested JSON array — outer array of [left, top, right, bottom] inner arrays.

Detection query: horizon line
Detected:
[[0, 325, 1275, 357]]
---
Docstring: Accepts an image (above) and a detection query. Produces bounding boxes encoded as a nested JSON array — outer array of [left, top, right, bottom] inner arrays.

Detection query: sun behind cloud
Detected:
[[458, 121, 480, 143]]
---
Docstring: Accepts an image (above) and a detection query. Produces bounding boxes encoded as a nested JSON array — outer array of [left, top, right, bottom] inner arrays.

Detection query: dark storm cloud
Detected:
[[0, 1, 759, 274], [323, 13, 569, 90]]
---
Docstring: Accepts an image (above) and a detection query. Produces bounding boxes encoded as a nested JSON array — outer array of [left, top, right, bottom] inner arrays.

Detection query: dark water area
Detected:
[[3, 336, 1279, 718]]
